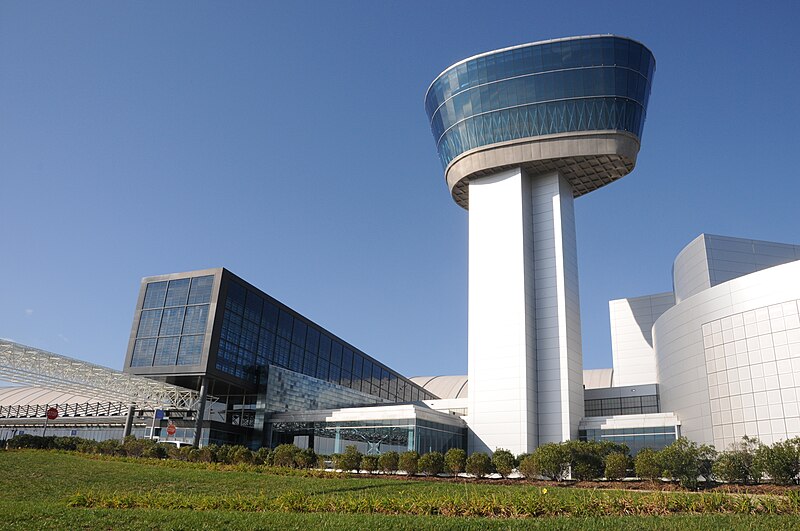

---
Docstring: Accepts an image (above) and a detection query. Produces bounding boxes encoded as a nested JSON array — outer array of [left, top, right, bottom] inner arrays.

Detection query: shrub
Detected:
[[295, 448, 318, 469], [121, 436, 158, 458], [230, 445, 254, 465], [659, 437, 717, 490], [378, 451, 399, 474], [528, 443, 569, 481], [418, 451, 444, 476], [335, 445, 363, 472], [361, 455, 379, 473], [445, 448, 467, 475], [565, 440, 628, 481], [635, 448, 662, 481], [272, 444, 300, 467], [465, 452, 493, 478], [518, 454, 538, 480], [515, 453, 531, 468], [96, 438, 123, 456], [755, 438, 800, 485], [255, 447, 273, 466], [713, 436, 760, 484], [398, 451, 420, 475], [604, 452, 629, 480], [492, 448, 515, 478]]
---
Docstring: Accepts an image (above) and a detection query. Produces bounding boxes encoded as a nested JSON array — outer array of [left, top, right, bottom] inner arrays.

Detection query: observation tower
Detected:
[[424, 35, 655, 454]]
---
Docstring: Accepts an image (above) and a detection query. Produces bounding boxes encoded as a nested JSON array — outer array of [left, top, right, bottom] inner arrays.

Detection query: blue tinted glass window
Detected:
[[330, 342, 343, 367], [159, 307, 185, 336], [165, 279, 190, 307], [277, 311, 293, 340], [131, 338, 157, 367], [261, 303, 279, 332], [244, 291, 263, 323], [289, 344, 303, 372], [292, 320, 307, 348], [302, 350, 317, 377], [225, 282, 246, 315], [342, 348, 353, 374], [154, 336, 180, 365], [305, 327, 320, 354], [137, 310, 162, 338], [187, 275, 214, 304], [142, 282, 167, 309], [329, 364, 341, 384], [318, 335, 331, 361], [177, 335, 204, 365], [274, 337, 290, 368], [316, 358, 330, 381], [182, 305, 209, 334]]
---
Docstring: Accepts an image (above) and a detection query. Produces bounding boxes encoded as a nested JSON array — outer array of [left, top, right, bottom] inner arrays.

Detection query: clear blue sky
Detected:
[[2, 1, 799, 379]]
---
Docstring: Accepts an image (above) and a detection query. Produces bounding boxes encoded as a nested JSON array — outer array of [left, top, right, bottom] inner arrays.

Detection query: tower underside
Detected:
[[467, 168, 584, 455]]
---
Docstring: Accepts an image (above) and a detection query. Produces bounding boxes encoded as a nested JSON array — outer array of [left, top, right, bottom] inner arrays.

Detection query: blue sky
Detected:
[[2, 1, 799, 379]]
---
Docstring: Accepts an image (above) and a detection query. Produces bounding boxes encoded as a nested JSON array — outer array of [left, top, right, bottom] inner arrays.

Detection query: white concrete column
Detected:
[[467, 168, 583, 455]]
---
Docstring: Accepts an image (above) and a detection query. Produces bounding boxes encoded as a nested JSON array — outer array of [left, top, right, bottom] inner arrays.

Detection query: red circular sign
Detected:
[[166, 424, 177, 436], [46, 407, 59, 420]]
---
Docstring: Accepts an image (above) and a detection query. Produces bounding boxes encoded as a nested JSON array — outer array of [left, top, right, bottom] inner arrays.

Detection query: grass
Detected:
[[2, 450, 800, 529]]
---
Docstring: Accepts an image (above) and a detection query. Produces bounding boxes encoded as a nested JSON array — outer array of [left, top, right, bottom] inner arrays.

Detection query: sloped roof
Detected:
[[583, 368, 614, 389], [409, 375, 468, 399]]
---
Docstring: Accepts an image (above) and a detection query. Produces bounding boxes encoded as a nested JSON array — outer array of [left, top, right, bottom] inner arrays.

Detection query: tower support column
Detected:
[[467, 168, 584, 455]]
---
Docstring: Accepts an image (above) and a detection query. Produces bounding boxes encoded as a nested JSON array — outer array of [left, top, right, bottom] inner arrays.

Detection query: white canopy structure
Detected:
[[0, 339, 201, 410]]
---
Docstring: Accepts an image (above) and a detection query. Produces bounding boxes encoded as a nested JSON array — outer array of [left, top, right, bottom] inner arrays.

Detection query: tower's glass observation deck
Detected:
[[425, 35, 655, 208]]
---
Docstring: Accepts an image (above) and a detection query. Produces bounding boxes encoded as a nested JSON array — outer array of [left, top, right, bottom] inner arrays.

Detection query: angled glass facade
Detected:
[[214, 274, 436, 401], [424, 36, 655, 168], [130, 275, 213, 368], [125, 268, 438, 448]]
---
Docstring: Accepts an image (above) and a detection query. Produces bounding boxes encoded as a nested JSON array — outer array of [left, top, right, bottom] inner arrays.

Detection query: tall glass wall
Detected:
[[270, 418, 467, 456], [425, 36, 655, 168], [215, 278, 436, 402], [130, 275, 214, 367], [584, 394, 659, 417]]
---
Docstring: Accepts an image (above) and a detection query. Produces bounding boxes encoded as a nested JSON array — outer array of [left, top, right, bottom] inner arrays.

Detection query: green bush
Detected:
[[465, 452, 493, 478], [444, 448, 466, 475], [255, 447, 273, 466], [528, 443, 569, 481], [518, 454, 538, 480], [96, 438, 123, 456], [361, 455, 379, 473], [398, 451, 420, 475], [755, 438, 800, 485], [378, 451, 399, 473], [229, 445, 255, 465], [334, 445, 363, 472], [564, 440, 628, 481], [713, 436, 760, 484], [604, 452, 629, 480], [515, 453, 531, 468], [659, 437, 717, 490], [295, 448, 317, 469], [492, 448, 515, 478], [418, 451, 444, 476], [272, 444, 300, 467], [634, 448, 662, 481]]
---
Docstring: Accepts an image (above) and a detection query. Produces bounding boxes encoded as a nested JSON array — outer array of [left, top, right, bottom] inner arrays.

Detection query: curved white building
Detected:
[[653, 235, 800, 448]]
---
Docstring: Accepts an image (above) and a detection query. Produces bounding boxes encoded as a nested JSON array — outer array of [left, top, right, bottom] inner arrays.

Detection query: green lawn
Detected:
[[2, 450, 800, 530]]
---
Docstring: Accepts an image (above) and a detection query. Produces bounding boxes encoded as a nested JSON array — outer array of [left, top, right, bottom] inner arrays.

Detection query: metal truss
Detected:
[[0, 340, 201, 410], [0, 401, 128, 419]]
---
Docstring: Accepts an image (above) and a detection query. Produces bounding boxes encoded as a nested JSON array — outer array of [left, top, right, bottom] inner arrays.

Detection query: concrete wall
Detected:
[[467, 168, 583, 455], [609, 292, 674, 386], [654, 259, 800, 447]]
